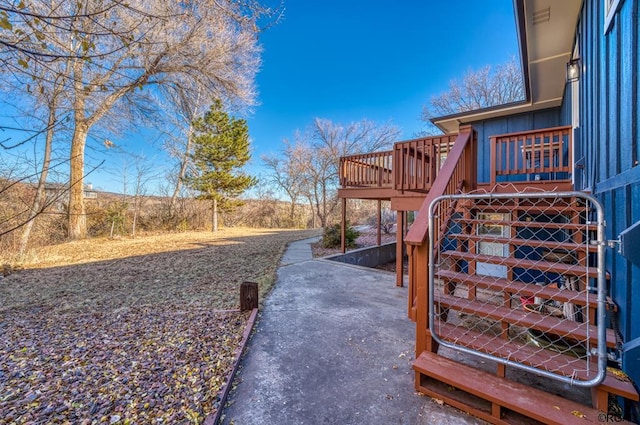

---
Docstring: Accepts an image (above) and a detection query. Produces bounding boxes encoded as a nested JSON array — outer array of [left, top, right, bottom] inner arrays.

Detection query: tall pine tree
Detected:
[[185, 100, 256, 231]]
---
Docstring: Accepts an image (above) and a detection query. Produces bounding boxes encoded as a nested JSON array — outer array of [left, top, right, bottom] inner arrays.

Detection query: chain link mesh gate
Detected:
[[427, 191, 607, 387]]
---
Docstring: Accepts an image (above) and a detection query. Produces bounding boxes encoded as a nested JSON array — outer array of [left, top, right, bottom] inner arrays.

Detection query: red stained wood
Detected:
[[413, 351, 634, 424]]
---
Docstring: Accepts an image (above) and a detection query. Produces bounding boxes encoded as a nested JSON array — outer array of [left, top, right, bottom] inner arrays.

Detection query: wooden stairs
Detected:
[[412, 194, 639, 424]]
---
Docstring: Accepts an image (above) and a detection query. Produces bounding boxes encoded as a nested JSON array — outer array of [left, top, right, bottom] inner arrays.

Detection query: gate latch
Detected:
[[617, 220, 640, 266], [606, 239, 620, 250]]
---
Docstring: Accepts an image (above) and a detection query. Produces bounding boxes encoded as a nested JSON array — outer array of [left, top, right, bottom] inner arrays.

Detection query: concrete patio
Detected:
[[221, 238, 484, 424]]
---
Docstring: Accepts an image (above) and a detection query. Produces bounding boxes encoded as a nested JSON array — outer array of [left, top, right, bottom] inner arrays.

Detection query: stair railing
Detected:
[[405, 125, 476, 338]]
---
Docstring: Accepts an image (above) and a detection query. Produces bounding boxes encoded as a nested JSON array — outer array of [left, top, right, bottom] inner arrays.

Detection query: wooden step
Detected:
[[436, 270, 598, 308], [447, 233, 598, 253], [463, 195, 586, 205], [414, 351, 634, 424], [460, 218, 596, 232], [434, 292, 617, 348], [441, 250, 598, 278], [429, 321, 639, 404], [457, 202, 588, 216]]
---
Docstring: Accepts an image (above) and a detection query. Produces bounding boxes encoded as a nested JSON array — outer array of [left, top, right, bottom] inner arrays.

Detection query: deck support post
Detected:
[[341, 198, 347, 253], [396, 210, 404, 287], [377, 200, 382, 246]]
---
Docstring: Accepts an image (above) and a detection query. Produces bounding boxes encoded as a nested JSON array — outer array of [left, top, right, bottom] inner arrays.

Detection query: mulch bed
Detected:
[[0, 307, 250, 425]]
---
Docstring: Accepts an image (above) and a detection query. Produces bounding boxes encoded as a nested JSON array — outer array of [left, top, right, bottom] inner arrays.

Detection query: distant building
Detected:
[[44, 183, 98, 211]]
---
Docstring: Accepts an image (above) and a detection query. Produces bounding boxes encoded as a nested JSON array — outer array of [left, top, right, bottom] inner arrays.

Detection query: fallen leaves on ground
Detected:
[[1, 308, 249, 424], [0, 228, 319, 424]]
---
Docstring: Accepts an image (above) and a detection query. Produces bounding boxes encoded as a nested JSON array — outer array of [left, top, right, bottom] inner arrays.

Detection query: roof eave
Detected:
[[431, 0, 581, 134], [432, 0, 530, 134]]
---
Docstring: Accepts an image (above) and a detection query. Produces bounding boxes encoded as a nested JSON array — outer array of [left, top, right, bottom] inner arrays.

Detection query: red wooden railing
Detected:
[[338, 135, 459, 191], [393, 134, 457, 192], [404, 126, 476, 336], [339, 150, 394, 188], [490, 126, 572, 186]]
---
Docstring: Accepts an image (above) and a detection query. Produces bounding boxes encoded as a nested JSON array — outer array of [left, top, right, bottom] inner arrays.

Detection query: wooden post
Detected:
[[414, 243, 435, 354], [489, 135, 497, 188], [376, 200, 382, 246], [407, 245, 416, 320], [341, 198, 347, 254], [457, 124, 476, 192], [240, 281, 258, 311], [396, 210, 404, 287]]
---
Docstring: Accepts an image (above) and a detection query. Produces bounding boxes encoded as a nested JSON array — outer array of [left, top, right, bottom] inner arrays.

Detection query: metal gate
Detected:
[[427, 191, 607, 387]]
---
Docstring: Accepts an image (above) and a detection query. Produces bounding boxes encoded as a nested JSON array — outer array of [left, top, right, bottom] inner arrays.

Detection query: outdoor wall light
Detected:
[[566, 58, 580, 82]]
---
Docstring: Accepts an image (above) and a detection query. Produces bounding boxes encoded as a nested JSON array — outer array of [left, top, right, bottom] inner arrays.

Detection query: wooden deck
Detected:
[[338, 125, 638, 423], [338, 126, 573, 209]]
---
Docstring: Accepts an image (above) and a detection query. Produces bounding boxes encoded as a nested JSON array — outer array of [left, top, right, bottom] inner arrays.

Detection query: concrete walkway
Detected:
[[221, 238, 484, 425]]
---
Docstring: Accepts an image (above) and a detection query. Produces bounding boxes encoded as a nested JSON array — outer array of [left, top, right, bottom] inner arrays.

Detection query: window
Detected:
[[476, 213, 510, 278], [604, 0, 623, 34]]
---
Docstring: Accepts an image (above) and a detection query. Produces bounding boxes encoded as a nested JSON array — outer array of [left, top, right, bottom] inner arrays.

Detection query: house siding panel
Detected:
[[636, 0, 640, 168], [560, 84, 572, 126], [620, 6, 635, 172], [574, 0, 640, 389], [608, 23, 620, 176], [631, 183, 640, 344]]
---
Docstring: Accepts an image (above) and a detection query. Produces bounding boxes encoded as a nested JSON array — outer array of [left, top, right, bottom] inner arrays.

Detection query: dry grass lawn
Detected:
[[2, 228, 319, 314], [0, 228, 319, 424]]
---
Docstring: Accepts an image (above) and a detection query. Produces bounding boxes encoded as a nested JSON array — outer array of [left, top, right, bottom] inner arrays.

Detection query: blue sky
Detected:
[[1, 0, 520, 194], [247, 0, 520, 159]]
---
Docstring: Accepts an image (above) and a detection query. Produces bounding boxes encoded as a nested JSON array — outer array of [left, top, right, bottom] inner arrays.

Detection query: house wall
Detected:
[[470, 108, 562, 183], [560, 83, 573, 126], [573, 0, 640, 390]]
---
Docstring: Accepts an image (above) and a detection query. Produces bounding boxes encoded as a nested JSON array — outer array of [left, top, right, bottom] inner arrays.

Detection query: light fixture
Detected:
[[566, 58, 580, 83]]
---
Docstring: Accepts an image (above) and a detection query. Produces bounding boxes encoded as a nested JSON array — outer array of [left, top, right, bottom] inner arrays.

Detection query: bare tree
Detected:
[[0, 1, 140, 62], [275, 118, 400, 228], [421, 56, 524, 132], [1, 0, 274, 240], [130, 155, 158, 238], [67, 0, 269, 239], [162, 87, 206, 214], [169, 91, 204, 212], [16, 76, 64, 256], [261, 141, 305, 227]]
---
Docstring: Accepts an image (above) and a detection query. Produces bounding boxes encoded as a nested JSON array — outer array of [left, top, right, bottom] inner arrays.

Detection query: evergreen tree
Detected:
[[185, 100, 256, 231]]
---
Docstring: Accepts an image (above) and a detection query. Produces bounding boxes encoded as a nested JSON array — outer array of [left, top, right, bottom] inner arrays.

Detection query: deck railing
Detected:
[[339, 150, 394, 188], [338, 134, 458, 191], [393, 134, 458, 192], [490, 126, 572, 186]]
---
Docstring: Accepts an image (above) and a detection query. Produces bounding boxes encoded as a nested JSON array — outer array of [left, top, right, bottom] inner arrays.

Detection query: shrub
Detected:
[[321, 223, 359, 248], [366, 209, 396, 235]]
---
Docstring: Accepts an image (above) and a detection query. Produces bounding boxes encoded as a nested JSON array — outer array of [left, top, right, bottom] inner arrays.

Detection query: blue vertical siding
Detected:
[[620, 7, 635, 172], [636, 0, 640, 169], [471, 109, 561, 183], [560, 83, 572, 126], [574, 0, 640, 391]]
